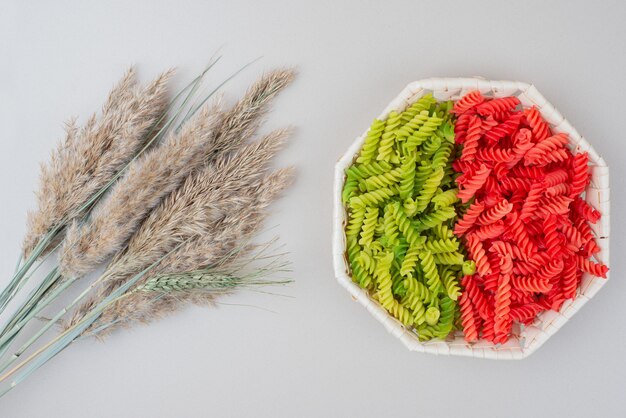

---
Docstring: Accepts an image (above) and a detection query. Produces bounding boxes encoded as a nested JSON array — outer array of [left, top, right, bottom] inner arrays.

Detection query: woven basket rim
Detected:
[[332, 77, 610, 360]]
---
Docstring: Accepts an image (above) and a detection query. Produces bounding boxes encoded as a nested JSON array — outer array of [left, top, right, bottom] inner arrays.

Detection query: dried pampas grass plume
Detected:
[[67, 133, 293, 332], [23, 68, 174, 257], [83, 167, 294, 335], [59, 99, 224, 278], [213, 68, 296, 156], [104, 127, 291, 287]]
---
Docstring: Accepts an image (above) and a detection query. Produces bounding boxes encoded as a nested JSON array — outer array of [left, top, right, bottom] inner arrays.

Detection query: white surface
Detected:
[[0, 0, 625, 417], [332, 78, 610, 359]]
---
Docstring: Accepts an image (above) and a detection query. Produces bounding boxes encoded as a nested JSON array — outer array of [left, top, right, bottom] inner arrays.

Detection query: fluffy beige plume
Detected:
[[22, 68, 174, 257], [212, 68, 296, 156], [59, 100, 224, 278], [66, 135, 293, 332], [81, 167, 294, 335], [103, 128, 291, 286], [58, 68, 295, 277]]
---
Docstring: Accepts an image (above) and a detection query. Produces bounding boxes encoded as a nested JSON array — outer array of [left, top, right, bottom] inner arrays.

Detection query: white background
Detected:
[[1, 1, 625, 417]]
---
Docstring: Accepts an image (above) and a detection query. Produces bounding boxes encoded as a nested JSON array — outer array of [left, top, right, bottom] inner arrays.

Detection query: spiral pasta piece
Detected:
[[573, 197, 601, 224], [400, 242, 420, 277], [494, 273, 512, 338], [454, 201, 484, 236], [440, 267, 461, 300], [345, 207, 366, 239], [470, 220, 505, 241], [453, 90, 485, 115], [396, 110, 430, 140], [349, 186, 397, 209], [358, 207, 379, 247], [432, 223, 454, 240], [523, 106, 551, 141], [543, 215, 563, 258], [403, 276, 434, 305], [476, 96, 520, 116], [535, 195, 573, 218], [423, 238, 459, 254], [357, 118, 386, 164], [434, 296, 456, 337], [477, 199, 513, 226], [431, 142, 454, 170], [460, 115, 481, 162], [360, 167, 403, 192], [459, 292, 478, 342], [431, 188, 459, 209], [419, 250, 442, 293], [415, 167, 444, 213], [414, 206, 456, 231], [400, 94, 436, 124], [390, 202, 424, 247], [388, 300, 414, 325], [398, 153, 417, 199], [466, 235, 491, 275], [456, 164, 491, 203], [507, 212, 538, 256], [519, 182, 543, 220], [561, 256, 578, 300], [342, 176, 359, 204], [432, 251, 465, 265], [524, 133, 569, 165], [405, 115, 443, 151], [373, 252, 395, 308], [483, 112, 523, 144], [421, 135, 442, 157], [461, 275, 491, 320], [358, 248, 377, 275], [347, 238, 372, 289], [569, 152, 590, 198], [347, 160, 393, 180], [576, 256, 608, 278]]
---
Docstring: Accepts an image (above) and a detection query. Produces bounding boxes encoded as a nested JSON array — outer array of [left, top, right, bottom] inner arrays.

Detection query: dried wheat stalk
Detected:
[[82, 167, 294, 335], [59, 99, 224, 278], [22, 68, 173, 257], [66, 130, 292, 330], [57, 68, 294, 278], [0, 64, 299, 399]]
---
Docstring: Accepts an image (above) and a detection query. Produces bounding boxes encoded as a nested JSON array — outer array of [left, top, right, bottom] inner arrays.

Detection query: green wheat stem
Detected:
[[0, 241, 187, 396], [0, 239, 64, 339]]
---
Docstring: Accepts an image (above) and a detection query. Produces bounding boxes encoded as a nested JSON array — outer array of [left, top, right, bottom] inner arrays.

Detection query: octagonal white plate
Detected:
[[332, 78, 610, 359]]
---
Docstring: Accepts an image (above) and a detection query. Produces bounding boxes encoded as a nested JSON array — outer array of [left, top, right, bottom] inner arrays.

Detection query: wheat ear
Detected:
[[83, 167, 294, 336]]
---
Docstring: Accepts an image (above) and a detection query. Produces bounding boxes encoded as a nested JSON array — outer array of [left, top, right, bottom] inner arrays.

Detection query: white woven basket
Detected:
[[332, 78, 610, 359]]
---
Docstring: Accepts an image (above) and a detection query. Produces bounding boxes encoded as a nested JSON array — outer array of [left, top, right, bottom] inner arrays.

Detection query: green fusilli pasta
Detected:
[[347, 161, 393, 180], [357, 119, 386, 164], [358, 207, 379, 247], [359, 167, 403, 192], [343, 96, 466, 341], [431, 188, 459, 209], [415, 167, 444, 213], [398, 152, 417, 200], [419, 250, 442, 293], [377, 111, 402, 162]]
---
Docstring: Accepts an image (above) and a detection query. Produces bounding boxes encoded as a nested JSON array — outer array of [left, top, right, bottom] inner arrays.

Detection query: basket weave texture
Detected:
[[332, 78, 610, 359]]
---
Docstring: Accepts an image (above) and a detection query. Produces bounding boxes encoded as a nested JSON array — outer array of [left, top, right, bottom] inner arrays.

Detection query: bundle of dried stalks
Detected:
[[0, 64, 296, 397]]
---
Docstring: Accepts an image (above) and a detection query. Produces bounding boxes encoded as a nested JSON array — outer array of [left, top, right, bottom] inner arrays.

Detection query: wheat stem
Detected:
[[0, 241, 187, 394]]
